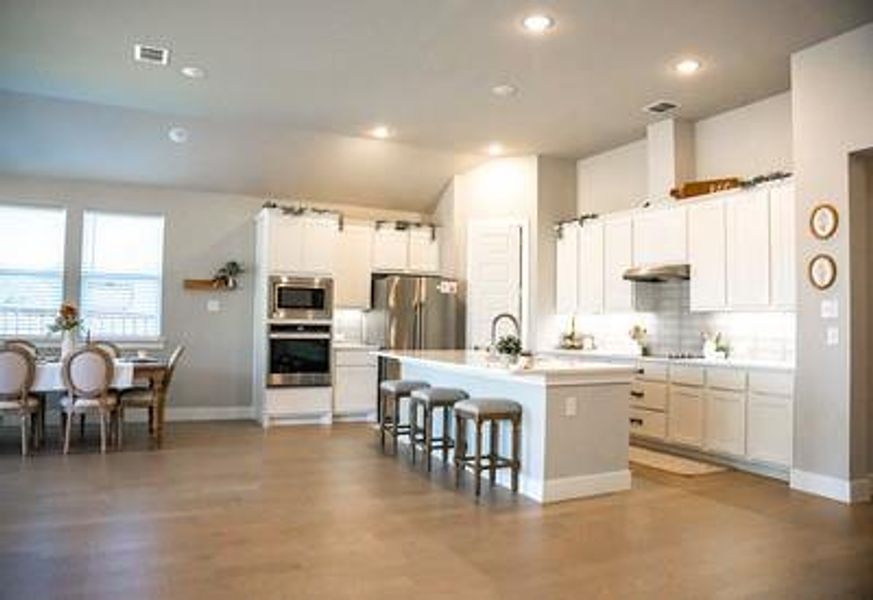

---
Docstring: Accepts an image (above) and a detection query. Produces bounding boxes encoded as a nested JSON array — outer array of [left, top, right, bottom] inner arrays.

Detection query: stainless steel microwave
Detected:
[[269, 276, 333, 321]]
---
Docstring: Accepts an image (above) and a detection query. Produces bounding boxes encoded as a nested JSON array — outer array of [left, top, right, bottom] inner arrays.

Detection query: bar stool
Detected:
[[454, 398, 522, 497], [379, 379, 429, 454], [409, 387, 468, 471]]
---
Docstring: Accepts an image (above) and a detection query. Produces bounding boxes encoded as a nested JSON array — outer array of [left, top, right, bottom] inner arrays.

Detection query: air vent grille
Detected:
[[134, 44, 170, 65], [643, 100, 679, 115]]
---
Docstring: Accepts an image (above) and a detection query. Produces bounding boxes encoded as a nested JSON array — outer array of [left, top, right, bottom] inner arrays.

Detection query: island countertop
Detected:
[[374, 349, 636, 386]]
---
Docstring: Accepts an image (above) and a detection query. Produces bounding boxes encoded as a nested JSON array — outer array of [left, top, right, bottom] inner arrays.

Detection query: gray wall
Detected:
[[0, 173, 420, 412], [792, 22, 873, 485]]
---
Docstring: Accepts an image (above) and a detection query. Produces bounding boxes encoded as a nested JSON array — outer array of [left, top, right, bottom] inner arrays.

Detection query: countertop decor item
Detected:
[[628, 324, 649, 356], [48, 302, 82, 359], [183, 261, 245, 291], [670, 177, 740, 200], [810, 203, 839, 240], [495, 334, 522, 364], [809, 253, 837, 290]]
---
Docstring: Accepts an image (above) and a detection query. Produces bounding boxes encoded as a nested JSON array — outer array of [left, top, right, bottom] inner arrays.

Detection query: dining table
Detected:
[[32, 356, 171, 447]]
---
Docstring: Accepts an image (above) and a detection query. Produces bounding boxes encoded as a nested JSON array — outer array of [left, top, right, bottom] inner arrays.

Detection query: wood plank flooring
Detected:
[[0, 422, 871, 599]]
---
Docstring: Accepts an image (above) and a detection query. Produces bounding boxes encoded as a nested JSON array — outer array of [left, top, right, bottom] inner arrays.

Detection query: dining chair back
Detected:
[[165, 345, 185, 389], [63, 347, 114, 401], [0, 347, 35, 400], [91, 341, 121, 359], [3, 339, 38, 359]]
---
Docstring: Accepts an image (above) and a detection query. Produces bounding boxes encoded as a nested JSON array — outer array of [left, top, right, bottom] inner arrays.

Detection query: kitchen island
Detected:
[[376, 350, 636, 503]]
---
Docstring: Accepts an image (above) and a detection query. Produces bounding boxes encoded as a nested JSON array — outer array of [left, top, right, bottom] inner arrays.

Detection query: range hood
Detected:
[[623, 264, 690, 283]]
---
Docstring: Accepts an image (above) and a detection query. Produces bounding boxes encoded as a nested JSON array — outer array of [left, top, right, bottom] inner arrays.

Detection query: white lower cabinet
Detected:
[[630, 408, 666, 440], [333, 349, 378, 418], [746, 393, 792, 467], [668, 385, 705, 447], [704, 389, 746, 457]]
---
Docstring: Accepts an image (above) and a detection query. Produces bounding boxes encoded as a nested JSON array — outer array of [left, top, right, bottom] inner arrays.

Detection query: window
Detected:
[[0, 204, 66, 336], [80, 211, 164, 339]]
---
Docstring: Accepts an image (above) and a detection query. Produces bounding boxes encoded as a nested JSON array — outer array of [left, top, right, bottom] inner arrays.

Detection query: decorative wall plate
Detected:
[[810, 203, 839, 240], [808, 254, 837, 290]]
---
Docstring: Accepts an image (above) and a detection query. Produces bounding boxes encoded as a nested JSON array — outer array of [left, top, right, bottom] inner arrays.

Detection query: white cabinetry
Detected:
[[668, 385, 705, 447], [726, 189, 770, 308], [577, 220, 604, 314], [603, 216, 634, 312], [768, 183, 796, 309], [705, 389, 746, 457], [688, 199, 727, 311], [333, 348, 378, 419], [555, 223, 579, 314], [746, 371, 794, 467], [373, 227, 440, 274], [301, 217, 338, 274], [335, 222, 373, 308], [408, 228, 440, 273], [633, 207, 687, 266], [264, 212, 338, 275]]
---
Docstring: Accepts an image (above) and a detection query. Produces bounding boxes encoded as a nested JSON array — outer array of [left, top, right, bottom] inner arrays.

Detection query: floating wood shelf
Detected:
[[183, 278, 232, 291]]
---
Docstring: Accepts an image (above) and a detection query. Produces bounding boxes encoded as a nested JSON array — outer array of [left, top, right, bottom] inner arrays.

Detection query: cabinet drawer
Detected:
[[637, 362, 668, 382], [670, 365, 705, 386], [630, 408, 667, 440], [335, 350, 377, 367], [707, 367, 747, 391], [749, 371, 794, 396], [630, 381, 667, 411]]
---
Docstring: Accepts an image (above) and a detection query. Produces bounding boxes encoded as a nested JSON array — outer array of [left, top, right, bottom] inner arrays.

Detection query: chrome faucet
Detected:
[[490, 312, 521, 348]]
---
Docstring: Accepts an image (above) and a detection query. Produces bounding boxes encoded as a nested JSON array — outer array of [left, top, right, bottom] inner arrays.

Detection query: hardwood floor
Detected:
[[0, 422, 871, 599]]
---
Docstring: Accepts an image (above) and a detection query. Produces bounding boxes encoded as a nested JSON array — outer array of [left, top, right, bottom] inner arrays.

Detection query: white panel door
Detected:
[[769, 183, 796, 309], [555, 223, 578, 314], [577, 220, 604, 314], [467, 221, 523, 350], [407, 228, 440, 273], [688, 199, 727, 311], [372, 228, 409, 272], [334, 222, 373, 308], [747, 392, 792, 467], [667, 386, 705, 448], [633, 207, 687, 266], [705, 389, 746, 457], [267, 214, 304, 272], [301, 217, 338, 274], [603, 216, 634, 312], [726, 189, 770, 308]]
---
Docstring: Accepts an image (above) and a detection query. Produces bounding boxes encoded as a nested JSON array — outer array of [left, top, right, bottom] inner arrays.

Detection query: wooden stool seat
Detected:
[[379, 380, 430, 454], [454, 398, 522, 497], [409, 387, 468, 471]]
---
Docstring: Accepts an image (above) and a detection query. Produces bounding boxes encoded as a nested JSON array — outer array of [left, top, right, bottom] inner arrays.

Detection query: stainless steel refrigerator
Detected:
[[365, 274, 464, 396]]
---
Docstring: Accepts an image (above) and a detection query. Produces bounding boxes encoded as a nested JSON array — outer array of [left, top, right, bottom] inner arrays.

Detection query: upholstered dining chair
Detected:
[[3, 339, 38, 359], [60, 346, 118, 454], [0, 346, 41, 455], [3, 338, 46, 442], [90, 341, 121, 358], [118, 345, 184, 443]]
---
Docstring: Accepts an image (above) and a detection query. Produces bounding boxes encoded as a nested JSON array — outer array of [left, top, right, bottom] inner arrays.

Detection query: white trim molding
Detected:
[[538, 469, 632, 503], [125, 405, 255, 423], [790, 468, 872, 504]]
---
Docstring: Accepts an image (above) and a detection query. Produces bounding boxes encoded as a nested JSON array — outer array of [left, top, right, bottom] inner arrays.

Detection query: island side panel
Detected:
[[400, 362, 549, 500], [541, 382, 632, 502]]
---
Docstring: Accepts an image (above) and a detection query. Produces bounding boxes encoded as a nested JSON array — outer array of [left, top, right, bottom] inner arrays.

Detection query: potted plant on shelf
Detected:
[[495, 334, 523, 366], [213, 261, 244, 289], [49, 302, 82, 359]]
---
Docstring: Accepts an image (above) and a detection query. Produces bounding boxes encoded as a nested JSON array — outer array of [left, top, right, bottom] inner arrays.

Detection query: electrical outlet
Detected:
[[207, 299, 221, 313], [564, 397, 577, 417], [826, 327, 839, 346], [821, 298, 839, 319]]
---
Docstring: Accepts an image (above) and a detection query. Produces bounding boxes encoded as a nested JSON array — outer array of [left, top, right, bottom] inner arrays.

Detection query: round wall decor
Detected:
[[808, 254, 837, 290], [810, 203, 839, 240]]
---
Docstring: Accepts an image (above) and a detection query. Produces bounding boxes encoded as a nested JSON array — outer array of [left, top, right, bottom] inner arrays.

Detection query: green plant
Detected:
[[496, 334, 522, 357], [48, 303, 82, 333], [214, 261, 244, 285]]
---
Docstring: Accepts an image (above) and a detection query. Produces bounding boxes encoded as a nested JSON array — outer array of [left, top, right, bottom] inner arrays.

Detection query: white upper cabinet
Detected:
[[633, 206, 687, 266], [334, 222, 373, 309], [555, 223, 579, 315], [726, 189, 771, 308], [769, 183, 796, 309], [688, 199, 727, 311], [603, 216, 634, 312], [267, 214, 304, 273], [407, 228, 440, 273], [372, 228, 409, 272], [266, 213, 337, 275], [301, 216, 338, 275], [577, 220, 604, 314]]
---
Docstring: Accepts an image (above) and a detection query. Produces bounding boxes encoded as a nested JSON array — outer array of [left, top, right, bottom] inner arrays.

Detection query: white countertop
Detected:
[[542, 348, 795, 372], [333, 341, 379, 351], [375, 349, 636, 384]]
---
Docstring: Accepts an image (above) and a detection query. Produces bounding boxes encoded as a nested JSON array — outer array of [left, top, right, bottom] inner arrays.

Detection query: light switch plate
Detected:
[[821, 298, 839, 319], [564, 397, 577, 417], [826, 327, 839, 346], [207, 299, 221, 313]]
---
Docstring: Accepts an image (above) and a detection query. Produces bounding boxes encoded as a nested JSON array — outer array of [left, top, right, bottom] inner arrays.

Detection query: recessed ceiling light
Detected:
[[369, 125, 392, 139], [486, 143, 504, 156], [180, 65, 206, 79], [168, 126, 189, 143], [522, 14, 555, 33], [491, 83, 518, 98], [675, 59, 701, 75]]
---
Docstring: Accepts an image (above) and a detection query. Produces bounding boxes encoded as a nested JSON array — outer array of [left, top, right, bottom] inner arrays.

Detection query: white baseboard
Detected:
[[262, 413, 333, 428], [537, 470, 632, 503], [332, 412, 377, 424], [790, 468, 872, 504]]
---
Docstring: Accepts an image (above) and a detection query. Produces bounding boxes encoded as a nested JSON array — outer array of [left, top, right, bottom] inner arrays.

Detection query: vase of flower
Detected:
[[49, 303, 82, 359]]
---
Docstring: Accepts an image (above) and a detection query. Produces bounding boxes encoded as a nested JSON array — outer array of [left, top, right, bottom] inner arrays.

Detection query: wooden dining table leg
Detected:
[[153, 375, 167, 448]]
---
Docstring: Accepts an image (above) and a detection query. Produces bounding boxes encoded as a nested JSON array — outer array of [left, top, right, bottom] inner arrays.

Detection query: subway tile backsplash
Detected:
[[571, 281, 796, 362]]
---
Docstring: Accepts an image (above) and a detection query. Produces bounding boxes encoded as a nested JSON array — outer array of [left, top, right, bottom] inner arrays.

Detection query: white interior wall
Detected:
[[576, 139, 647, 215]]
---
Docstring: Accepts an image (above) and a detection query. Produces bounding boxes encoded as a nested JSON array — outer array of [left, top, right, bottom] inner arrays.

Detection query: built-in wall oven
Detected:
[[269, 275, 333, 321], [267, 321, 332, 387]]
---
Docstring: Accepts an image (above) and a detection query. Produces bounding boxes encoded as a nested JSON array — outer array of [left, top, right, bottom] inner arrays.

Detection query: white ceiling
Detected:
[[1, 0, 871, 210]]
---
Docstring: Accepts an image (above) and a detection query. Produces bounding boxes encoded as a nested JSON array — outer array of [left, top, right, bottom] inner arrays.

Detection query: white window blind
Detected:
[[81, 211, 164, 339], [0, 205, 66, 336]]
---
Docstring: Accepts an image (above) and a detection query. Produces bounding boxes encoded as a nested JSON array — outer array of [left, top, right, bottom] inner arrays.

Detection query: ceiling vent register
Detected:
[[643, 100, 680, 115], [134, 44, 170, 65]]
